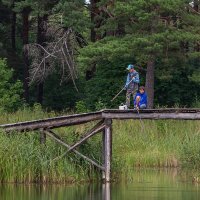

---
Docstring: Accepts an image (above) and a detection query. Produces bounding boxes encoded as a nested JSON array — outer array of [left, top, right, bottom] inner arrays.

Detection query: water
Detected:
[[0, 169, 200, 200]]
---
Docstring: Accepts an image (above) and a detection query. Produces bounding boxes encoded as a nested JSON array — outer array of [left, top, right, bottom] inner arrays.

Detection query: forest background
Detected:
[[0, 0, 200, 113]]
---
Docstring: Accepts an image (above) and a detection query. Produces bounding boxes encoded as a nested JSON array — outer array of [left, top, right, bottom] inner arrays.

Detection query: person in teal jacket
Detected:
[[124, 64, 140, 108]]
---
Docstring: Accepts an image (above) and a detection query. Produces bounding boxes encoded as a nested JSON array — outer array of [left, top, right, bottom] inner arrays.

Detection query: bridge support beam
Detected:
[[103, 119, 112, 182], [39, 128, 46, 144]]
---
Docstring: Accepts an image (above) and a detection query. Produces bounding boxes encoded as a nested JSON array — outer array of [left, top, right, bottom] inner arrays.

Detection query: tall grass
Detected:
[[0, 107, 200, 183], [0, 132, 92, 183], [0, 106, 102, 183], [112, 120, 200, 170]]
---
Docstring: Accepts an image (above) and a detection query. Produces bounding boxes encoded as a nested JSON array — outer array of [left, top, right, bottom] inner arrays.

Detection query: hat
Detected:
[[127, 64, 134, 70]]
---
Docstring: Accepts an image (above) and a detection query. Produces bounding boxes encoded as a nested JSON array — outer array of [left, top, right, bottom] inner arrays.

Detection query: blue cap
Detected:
[[127, 64, 134, 70]]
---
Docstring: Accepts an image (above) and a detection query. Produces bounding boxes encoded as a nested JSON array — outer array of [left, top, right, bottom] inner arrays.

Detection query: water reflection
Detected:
[[102, 183, 110, 200], [0, 182, 110, 200], [0, 169, 200, 200]]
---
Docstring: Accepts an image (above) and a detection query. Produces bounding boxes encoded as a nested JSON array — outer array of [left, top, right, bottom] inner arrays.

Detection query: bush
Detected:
[[75, 100, 89, 113], [0, 58, 23, 112], [192, 97, 200, 108]]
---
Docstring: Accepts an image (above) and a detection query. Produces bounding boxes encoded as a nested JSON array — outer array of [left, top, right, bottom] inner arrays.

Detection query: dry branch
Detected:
[[25, 26, 79, 90]]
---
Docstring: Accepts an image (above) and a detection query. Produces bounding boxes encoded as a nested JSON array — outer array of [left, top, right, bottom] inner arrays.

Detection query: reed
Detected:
[[0, 107, 200, 183], [112, 119, 200, 170]]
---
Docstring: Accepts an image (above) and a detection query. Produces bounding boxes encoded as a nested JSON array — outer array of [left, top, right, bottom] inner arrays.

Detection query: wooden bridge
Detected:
[[1, 108, 200, 182]]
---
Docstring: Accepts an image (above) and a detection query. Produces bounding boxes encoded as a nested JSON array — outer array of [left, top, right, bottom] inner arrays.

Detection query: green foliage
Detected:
[[0, 58, 23, 112], [113, 119, 200, 169], [83, 59, 130, 109], [78, 0, 200, 108], [75, 100, 89, 113], [95, 99, 107, 110], [14, 0, 57, 15], [54, 0, 90, 33], [181, 134, 200, 169], [0, 109, 102, 183], [155, 61, 200, 107], [0, 131, 87, 183], [13, 0, 37, 12], [41, 72, 85, 111], [0, 0, 200, 110], [192, 98, 200, 108]]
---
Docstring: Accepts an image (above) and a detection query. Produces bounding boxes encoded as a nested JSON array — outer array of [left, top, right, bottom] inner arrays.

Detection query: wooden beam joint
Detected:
[[44, 129, 105, 171]]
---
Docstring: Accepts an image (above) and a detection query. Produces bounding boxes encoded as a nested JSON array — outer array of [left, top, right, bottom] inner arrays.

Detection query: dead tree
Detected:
[[25, 26, 79, 91]]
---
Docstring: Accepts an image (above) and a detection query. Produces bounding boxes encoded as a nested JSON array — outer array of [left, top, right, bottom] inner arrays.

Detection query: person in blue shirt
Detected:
[[134, 86, 147, 109], [124, 64, 139, 108]]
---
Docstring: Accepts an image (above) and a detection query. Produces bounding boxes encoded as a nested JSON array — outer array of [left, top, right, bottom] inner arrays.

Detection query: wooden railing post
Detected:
[[103, 119, 112, 182], [102, 128, 106, 180]]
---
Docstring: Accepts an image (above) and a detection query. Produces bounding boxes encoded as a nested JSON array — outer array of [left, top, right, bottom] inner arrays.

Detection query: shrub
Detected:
[[0, 58, 23, 112], [75, 100, 89, 113]]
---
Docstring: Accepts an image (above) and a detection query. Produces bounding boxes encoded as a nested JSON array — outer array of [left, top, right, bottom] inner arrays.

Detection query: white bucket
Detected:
[[119, 104, 128, 110]]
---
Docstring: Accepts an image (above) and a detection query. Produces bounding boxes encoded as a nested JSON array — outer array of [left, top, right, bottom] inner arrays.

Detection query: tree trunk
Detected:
[[87, 0, 110, 80], [37, 14, 48, 104], [90, 0, 101, 42], [194, 0, 199, 12], [22, 8, 31, 102], [91, 0, 114, 40], [86, 0, 100, 80], [116, 22, 125, 36], [90, 0, 96, 42], [37, 83, 44, 104], [145, 59, 155, 108], [11, 1, 16, 50], [37, 15, 48, 44], [194, 1, 200, 51]]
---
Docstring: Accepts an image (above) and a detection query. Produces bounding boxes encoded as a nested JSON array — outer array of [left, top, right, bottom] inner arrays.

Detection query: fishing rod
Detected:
[[111, 76, 136, 102]]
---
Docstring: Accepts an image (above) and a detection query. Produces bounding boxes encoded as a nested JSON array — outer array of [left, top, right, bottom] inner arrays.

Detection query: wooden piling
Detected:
[[104, 119, 112, 182], [102, 129, 106, 180]]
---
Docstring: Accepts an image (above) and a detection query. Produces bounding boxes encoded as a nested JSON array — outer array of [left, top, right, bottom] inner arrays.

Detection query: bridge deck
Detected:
[[0, 109, 200, 132], [102, 108, 200, 120]]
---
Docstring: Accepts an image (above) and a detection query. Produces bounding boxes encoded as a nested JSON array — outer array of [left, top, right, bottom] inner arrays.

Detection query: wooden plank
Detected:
[[1, 109, 200, 133], [102, 108, 200, 113], [1, 112, 102, 132], [44, 129, 105, 171], [102, 112, 200, 120], [48, 121, 105, 162]]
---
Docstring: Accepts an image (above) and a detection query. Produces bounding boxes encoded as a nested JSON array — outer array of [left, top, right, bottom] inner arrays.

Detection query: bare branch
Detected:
[[25, 25, 79, 89]]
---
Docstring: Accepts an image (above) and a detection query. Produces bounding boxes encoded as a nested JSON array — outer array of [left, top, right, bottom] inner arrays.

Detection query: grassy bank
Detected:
[[0, 107, 200, 183], [112, 120, 200, 170]]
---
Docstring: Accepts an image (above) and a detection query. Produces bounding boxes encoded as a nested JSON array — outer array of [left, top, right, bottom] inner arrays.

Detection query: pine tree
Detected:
[[79, 0, 200, 108]]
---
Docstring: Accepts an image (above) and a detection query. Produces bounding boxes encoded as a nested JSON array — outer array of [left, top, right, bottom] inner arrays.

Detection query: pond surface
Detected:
[[0, 169, 200, 200]]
